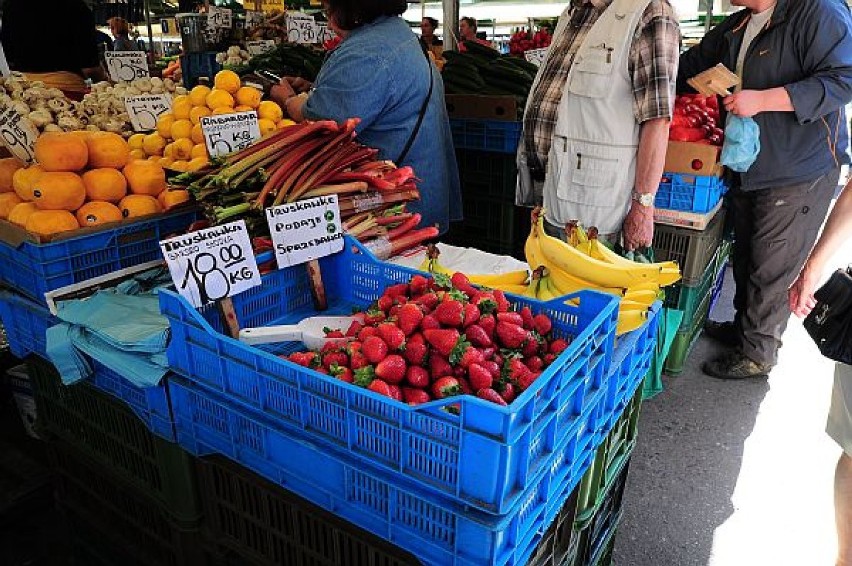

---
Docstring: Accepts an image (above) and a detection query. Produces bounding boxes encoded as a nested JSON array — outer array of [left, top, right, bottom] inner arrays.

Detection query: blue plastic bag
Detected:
[[721, 115, 760, 172]]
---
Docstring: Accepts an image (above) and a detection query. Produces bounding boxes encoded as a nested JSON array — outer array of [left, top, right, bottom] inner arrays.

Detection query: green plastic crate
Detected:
[[653, 208, 726, 285], [642, 307, 685, 399], [28, 357, 200, 522], [664, 240, 730, 316]]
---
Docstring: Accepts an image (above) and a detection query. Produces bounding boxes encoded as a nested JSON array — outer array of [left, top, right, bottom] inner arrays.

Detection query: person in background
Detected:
[[0, 0, 106, 94], [678, 0, 852, 380], [420, 17, 442, 49], [95, 28, 113, 53], [516, 0, 681, 251], [269, 0, 462, 235], [108, 17, 136, 51], [458, 16, 492, 50], [789, 181, 852, 566]]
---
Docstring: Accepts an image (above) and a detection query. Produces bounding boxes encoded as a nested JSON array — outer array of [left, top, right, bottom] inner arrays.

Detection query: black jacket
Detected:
[[679, 0, 852, 190]]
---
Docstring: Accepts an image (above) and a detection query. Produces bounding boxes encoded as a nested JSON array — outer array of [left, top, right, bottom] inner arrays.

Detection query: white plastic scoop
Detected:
[[238, 315, 360, 350]]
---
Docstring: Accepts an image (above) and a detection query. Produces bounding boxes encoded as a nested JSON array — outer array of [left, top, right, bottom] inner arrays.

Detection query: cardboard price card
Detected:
[[0, 108, 37, 163], [286, 13, 319, 44], [246, 39, 276, 56], [245, 11, 265, 28], [200, 111, 261, 158], [160, 220, 262, 309], [207, 6, 233, 30], [105, 51, 150, 82], [524, 48, 548, 67], [125, 94, 172, 132], [266, 195, 344, 268]]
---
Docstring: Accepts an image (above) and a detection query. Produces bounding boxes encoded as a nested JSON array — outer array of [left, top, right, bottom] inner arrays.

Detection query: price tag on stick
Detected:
[[207, 6, 233, 30], [105, 51, 150, 82], [524, 48, 548, 67], [0, 108, 37, 163], [266, 195, 344, 268], [286, 13, 319, 44], [199, 111, 261, 158], [246, 40, 276, 56], [125, 94, 172, 132], [160, 220, 262, 309]]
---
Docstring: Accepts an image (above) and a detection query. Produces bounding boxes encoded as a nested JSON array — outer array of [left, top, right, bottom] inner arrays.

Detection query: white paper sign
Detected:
[[160, 220, 261, 308], [245, 11, 265, 28], [105, 51, 150, 82], [0, 108, 37, 163], [125, 94, 172, 131], [316, 24, 337, 45], [246, 40, 276, 57], [266, 196, 344, 268], [200, 111, 261, 158], [207, 6, 233, 30], [286, 13, 319, 44], [524, 48, 549, 67]]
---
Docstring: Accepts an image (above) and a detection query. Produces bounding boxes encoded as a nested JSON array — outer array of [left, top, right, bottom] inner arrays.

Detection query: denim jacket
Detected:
[[679, 0, 852, 190], [303, 16, 462, 233]]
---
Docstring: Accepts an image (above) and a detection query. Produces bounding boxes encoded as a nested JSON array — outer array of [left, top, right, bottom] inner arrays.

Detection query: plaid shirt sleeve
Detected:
[[629, 0, 681, 123]]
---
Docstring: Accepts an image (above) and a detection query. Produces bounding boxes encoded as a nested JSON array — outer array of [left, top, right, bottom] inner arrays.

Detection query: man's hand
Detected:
[[286, 77, 313, 94], [789, 262, 822, 317], [723, 90, 765, 117], [622, 201, 654, 251], [270, 79, 296, 107]]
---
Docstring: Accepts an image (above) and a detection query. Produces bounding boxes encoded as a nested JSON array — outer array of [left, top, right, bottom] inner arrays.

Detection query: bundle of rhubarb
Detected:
[[283, 271, 571, 407], [172, 118, 437, 258]]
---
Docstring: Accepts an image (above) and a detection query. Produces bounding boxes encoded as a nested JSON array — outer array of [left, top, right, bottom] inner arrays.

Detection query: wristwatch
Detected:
[[632, 191, 655, 207]]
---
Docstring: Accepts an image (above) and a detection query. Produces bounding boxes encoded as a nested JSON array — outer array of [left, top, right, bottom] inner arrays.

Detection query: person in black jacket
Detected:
[[679, 0, 852, 380]]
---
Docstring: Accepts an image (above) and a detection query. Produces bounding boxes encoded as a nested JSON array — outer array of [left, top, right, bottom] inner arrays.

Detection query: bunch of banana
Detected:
[[417, 244, 531, 293], [525, 207, 682, 335]]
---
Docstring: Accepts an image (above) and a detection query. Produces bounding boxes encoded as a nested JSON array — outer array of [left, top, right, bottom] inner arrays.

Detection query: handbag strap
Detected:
[[396, 45, 434, 164]]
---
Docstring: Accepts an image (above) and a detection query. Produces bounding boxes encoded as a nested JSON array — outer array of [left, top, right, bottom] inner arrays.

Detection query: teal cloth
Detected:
[[45, 269, 172, 387]]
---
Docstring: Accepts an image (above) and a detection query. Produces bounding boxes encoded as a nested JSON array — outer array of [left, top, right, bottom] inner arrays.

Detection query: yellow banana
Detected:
[[469, 270, 530, 288], [500, 284, 532, 295], [622, 289, 660, 306], [619, 299, 650, 312], [589, 237, 680, 274], [524, 268, 543, 298], [537, 275, 558, 301], [525, 220, 548, 273], [617, 309, 648, 335], [417, 244, 453, 275], [575, 223, 589, 245]]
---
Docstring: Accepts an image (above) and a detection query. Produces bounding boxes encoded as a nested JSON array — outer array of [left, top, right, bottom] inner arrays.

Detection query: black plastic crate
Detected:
[[653, 208, 726, 285], [455, 148, 519, 200], [526, 488, 581, 566], [196, 456, 421, 566], [28, 357, 200, 522], [48, 440, 209, 566]]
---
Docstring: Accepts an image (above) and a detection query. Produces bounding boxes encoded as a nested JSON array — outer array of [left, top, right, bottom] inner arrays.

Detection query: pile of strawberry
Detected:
[[508, 27, 553, 55], [285, 272, 570, 407]]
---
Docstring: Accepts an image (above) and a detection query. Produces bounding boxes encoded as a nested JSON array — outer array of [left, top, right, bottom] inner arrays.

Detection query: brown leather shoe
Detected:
[[704, 320, 740, 348], [702, 351, 772, 380]]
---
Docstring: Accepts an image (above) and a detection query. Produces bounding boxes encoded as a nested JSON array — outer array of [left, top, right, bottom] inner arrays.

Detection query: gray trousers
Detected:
[[731, 168, 840, 365]]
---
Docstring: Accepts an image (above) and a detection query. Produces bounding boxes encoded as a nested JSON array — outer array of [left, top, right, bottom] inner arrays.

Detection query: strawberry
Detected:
[[520, 307, 534, 330], [409, 275, 429, 297], [435, 300, 464, 327], [468, 363, 493, 390], [358, 326, 379, 341], [385, 283, 410, 298], [454, 365, 467, 378], [476, 296, 497, 316], [429, 355, 452, 381], [507, 358, 532, 384], [477, 388, 508, 406], [457, 345, 485, 369], [466, 325, 492, 348], [479, 314, 496, 337], [362, 336, 389, 364], [533, 314, 552, 336], [405, 365, 430, 388], [387, 384, 403, 402], [482, 360, 501, 378], [398, 303, 424, 336], [350, 350, 370, 370], [462, 303, 480, 327], [493, 354, 504, 367], [499, 382, 517, 403], [346, 341, 362, 354], [519, 371, 541, 391], [549, 338, 569, 355], [375, 354, 406, 384], [377, 295, 394, 313], [493, 289, 510, 313], [522, 335, 542, 358], [323, 328, 345, 338], [330, 364, 353, 383], [364, 309, 385, 325], [368, 379, 393, 397], [403, 333, 429, 365], [457, 377, 473, 394], [496, 322, 528, 349], [402, 387, 431, 405], [451, 272, 478, 297], [322, 350, 348, 369], [481, 346, 496, 360], [345, 320, 364, 338], [424, 328, 461, 358], [421, 314, 441, 331], [431, 376, 461, 399], [378, 323, 406, 350], [315, 367, 329, 375], [543, 353, 556, 366], [525, 356, 544, 373], [497, 312, 524, 326], [389, 304, 402, 318], [321, 341, 342, 353], [288, 351, 317, 368], [414, 293, 439, 313]]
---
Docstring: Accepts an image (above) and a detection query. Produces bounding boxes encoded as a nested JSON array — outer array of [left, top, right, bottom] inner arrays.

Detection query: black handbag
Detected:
[[803, 266, 852, 365]]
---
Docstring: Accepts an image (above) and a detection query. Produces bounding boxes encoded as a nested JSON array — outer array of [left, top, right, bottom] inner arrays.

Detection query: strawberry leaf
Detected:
[[432, 273, 452, 290]]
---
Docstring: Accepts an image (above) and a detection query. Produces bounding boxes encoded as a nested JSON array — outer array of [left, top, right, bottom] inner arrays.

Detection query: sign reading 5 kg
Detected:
[[105, 51, 150, 82]]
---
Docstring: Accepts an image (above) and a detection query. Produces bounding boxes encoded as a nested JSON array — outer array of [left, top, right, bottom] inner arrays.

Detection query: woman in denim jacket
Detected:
[[271, 0, 462, 235]]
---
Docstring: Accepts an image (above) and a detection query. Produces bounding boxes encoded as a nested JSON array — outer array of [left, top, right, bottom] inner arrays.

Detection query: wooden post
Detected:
[[306, 259, 328, 311], [217, 297, 241, 338]]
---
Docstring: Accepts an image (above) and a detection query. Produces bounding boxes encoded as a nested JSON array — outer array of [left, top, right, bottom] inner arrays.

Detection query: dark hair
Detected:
[[460, 16, 477, 30], [325, 0, 408, 31], [423, 17, 439, 29]]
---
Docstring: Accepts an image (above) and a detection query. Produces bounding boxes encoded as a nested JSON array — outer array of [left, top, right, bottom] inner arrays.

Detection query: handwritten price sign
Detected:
[[245, 11, 265, 28], [246, 40, 276, 56], [200, 111, 261, 158], [160, 220, 261, 308], [125, 94, 172, 132], [286, 13, 319, 44], [105, 51, 149, 82], [524, 48, 549, 68], [207, 6, 233, 30], [266, 196, 344, 268], [316, 24, 336, 45], [0, 108, 37, 163]]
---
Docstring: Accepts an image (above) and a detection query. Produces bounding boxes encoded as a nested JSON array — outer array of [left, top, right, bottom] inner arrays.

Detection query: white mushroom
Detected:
[[150, 77, 164, 89], [43, 124, 62, 133], [133, 78, 153, 92], [86, 124, 100, 132], [174, 86, 187, 96], [47, 98, 71, 113], [46, 88, 64, 99], [57, 115, 83, 131], [10, 100, 30, 115], [28, 109, 54, 128], [163, 78, 176, 92]]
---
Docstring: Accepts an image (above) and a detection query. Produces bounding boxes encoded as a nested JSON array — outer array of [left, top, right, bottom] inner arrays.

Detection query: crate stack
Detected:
[[444, 99, 529, 259]]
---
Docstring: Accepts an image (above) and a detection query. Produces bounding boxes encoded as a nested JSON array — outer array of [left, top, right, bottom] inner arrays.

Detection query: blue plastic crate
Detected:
[[159, 237, 619, 515], [169, 375, 605, 566], [0, 290, 57, 359], [709, 257, 728, 315], [655, 173, 728, 213], [0, 208, 199, 306], [450, 119, 522, 154]]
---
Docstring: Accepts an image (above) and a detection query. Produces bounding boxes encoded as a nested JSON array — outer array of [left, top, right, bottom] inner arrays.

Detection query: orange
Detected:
[[159, 157, 175, 169], [158, 189, 191, 210], [190, 144, 208, 159], [76, 201, 123, 227], [191, 124, 205, 145], [120, 194, 162, 219], [234, 105, 253, 113], [163, 143, 176, 160], [128, 133, 146, 151], [172, 139, 194, 161], [34, 132, 89, 172], [258, 118, 277, 137], [0, 193, 22, 218], [26, 210, 79, 237], [214, 70, 241, 94], [171, 96, 192, 120], [30, 172, 86, 211], [189, 105, 211, 125], [8, 202, 38, 227], [257, 100, 283, 123], [122, 160, 167, 196], [129, 149, 147, 161], [170, 160, 189, 173], [189, 85, 212, 106], [156, 113, 176, 138], [0, 158, 25, 193], [187, 157, 208, 172], [86, 132, 130, 169], [235, 86, 262, 109], [81, 168, 127, 203], [206, 89, 234, 110], [170, 119, 193, 140], [12, 165, 45, 201], [211, 106, 236, 115], [277, 119, 297, 130], [142, 133, 167, 156]]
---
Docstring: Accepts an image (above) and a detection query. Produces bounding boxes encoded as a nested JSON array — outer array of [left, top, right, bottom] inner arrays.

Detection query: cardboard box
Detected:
[[664, 141, 723, 176], [445, 95, 519, 122], [654, 200, 724, 231]]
